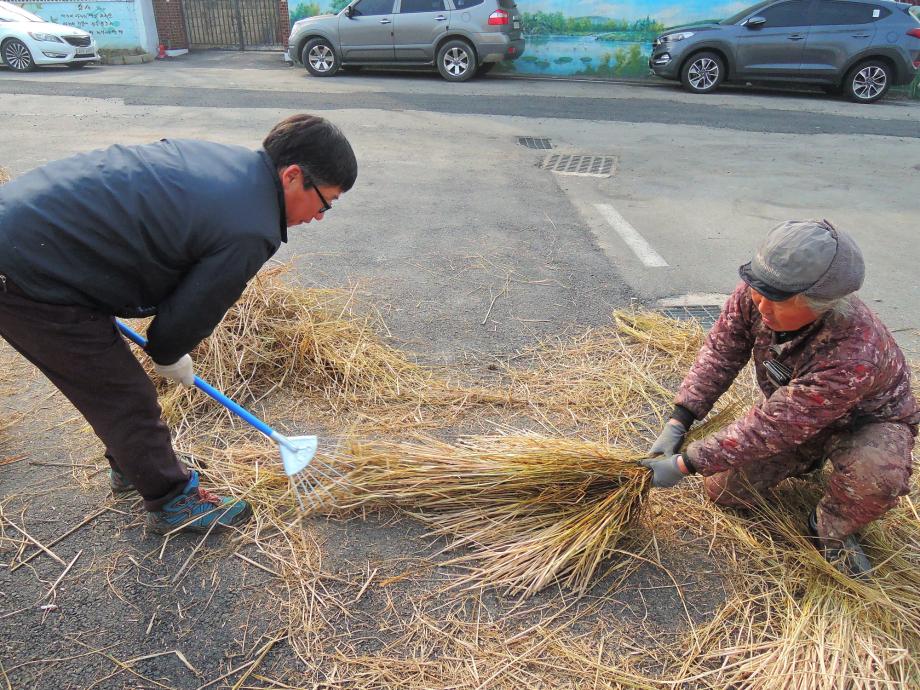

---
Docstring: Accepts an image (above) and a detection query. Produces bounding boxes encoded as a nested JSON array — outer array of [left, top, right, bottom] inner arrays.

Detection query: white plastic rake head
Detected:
[[273, 432, 345, 511]]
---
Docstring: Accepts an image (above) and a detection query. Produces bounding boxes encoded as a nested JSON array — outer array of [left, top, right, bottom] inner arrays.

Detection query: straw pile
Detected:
[[0, 167, 9, 184], [134, 265, 510, 436], [136, 264, 749, 439], [335, 434, 651, 597], [148, 286, 739, 597], [169, 287, 920, 688], [6, 247, 909, 687], [654, 478, 920, 688]]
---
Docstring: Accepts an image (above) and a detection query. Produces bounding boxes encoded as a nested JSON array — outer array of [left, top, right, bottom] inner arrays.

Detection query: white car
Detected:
[[0, 0, 98, 71]]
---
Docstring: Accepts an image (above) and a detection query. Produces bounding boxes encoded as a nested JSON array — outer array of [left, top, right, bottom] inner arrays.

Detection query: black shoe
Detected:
[[806, 508, 872, 578]]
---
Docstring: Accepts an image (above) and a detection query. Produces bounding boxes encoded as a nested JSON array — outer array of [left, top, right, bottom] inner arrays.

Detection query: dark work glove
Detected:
[[648, 421, 687, 457], [639, 454, 688, 488]]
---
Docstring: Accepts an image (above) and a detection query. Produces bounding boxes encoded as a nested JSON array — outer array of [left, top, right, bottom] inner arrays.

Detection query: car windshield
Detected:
[[720, 0, 774, 25], [0, 2, 44, 22]]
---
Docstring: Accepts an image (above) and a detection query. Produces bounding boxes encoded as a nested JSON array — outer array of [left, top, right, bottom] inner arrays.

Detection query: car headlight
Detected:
[[666, 31, 695, 41], [28, 32, 65, 43]]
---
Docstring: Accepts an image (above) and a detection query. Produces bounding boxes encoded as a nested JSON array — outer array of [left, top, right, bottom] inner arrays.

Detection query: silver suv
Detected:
[[649, 0, 920, 103], [287, 0, 525, 82]]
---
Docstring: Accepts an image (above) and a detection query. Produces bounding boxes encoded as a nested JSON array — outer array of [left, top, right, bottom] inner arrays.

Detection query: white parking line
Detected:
[[593, 203, 669, 268]]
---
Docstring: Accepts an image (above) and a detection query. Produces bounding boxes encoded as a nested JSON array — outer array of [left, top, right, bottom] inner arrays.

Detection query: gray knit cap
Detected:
[[738, 219, 864, 302]]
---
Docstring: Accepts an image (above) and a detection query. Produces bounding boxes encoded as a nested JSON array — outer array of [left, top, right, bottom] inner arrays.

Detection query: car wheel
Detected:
[[2, 38, 35, 72], [67, 62, 88, 69], [302, 38, 339, 78], [680, 51, 724, 94], [845, 60, 891, 104], [437, 40, 476, 82]]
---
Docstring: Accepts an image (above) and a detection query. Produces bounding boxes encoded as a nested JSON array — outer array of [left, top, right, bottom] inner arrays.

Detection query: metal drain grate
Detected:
[[518, 136, 553, 150], [658, 305, 722, 329], [540, 154, 615, 177]]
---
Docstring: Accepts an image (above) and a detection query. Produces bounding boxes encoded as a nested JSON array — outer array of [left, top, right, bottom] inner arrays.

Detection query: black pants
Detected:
[[0, 279, 189, 510]]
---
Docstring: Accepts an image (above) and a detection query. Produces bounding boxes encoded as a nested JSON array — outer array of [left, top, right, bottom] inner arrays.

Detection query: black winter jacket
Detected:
[[0, 139, 287, 364]]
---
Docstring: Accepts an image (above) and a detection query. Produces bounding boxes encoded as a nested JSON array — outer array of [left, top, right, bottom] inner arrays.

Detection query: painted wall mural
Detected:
[[15, 0, 152, 51], [508, 0, 747, 77], [286, 0, 749, 79]]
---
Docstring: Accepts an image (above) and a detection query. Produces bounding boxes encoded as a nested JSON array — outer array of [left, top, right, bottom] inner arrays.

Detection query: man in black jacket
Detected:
[[0, 113, 357, 535]]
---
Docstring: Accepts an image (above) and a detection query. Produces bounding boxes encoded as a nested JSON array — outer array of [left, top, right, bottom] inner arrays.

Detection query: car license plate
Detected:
[[76, 47, 93, 56], [513, 20, 520, 29]]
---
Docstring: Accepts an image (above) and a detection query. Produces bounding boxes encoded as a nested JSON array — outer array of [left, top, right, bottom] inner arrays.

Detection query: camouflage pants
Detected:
[[703, 421, 915, 540]]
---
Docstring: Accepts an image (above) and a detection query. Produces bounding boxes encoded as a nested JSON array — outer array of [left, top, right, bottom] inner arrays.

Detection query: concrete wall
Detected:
[[16, 0, 159, 53]]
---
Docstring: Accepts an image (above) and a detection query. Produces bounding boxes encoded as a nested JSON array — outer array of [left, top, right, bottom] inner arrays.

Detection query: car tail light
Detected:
[[488, 9, 510, 25], [907, 28, 920, 39]]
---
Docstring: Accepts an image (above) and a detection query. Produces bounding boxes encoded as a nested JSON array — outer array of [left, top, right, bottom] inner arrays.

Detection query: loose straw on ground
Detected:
[[129, 265, 506, 436], [7, 244, 916, 688], [173, 296, 920, 688], [658, 477, 920, 689]]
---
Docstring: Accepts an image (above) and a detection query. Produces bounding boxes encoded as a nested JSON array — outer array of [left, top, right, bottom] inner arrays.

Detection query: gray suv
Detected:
[[287, 0, 525, 82], [649, 0, 920, 102]]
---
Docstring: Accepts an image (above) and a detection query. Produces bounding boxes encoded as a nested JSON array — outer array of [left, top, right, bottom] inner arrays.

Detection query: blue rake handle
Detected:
[[115, 321, 315, 468]]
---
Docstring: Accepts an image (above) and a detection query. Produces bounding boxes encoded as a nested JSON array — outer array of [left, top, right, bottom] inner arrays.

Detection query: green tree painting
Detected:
[[289, 2, 321, 24], [521, 11, 664, 40]]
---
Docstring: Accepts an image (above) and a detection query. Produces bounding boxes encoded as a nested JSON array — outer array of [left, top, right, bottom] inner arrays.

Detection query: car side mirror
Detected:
[[344, 5, 354, 17], [744, 16, 766, 28]]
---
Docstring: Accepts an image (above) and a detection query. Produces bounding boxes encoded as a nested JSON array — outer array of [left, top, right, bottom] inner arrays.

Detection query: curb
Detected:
[[100, 53, 156, 66]]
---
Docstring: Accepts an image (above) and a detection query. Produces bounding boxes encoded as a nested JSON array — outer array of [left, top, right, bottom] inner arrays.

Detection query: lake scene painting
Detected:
[[285, 0, 746, 80], [502, 0, 743, 78]]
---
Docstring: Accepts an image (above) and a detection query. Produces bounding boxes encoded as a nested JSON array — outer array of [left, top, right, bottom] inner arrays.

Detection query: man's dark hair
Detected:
[[263, 114, 358, 192]]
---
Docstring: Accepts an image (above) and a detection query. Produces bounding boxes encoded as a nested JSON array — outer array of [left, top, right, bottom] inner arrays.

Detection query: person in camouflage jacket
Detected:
[[640, 219, 918, 576]]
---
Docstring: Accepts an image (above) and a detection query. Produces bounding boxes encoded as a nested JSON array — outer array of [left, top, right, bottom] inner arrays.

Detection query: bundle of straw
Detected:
[[0, 167, 9, 184], [656, 479, 920, 689], [334, 434, 651, 597]]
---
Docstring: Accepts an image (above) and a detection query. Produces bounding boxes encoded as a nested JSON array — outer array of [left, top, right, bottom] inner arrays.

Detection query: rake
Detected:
[[116, 321, 343, 511]]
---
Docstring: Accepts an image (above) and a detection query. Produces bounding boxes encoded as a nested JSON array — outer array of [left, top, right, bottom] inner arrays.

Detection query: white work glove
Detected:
[[153, 354, 195, 386]]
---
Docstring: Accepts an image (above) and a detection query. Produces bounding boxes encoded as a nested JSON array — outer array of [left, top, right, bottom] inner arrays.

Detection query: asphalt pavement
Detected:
[[1, 52, 919, 687], [2, 52, 917, 356]]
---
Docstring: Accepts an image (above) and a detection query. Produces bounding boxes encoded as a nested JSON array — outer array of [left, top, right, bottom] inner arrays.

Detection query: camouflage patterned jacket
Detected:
[[678, 282, 920, 476]]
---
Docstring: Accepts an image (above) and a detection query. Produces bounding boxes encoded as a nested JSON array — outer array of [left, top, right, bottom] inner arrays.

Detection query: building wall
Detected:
[[151, 0, 188, 49], [17, 0, 158, 53]]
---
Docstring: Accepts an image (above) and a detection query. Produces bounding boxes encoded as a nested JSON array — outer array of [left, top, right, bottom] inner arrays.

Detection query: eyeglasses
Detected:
[[298, 166, 332, 214], [312, 183, 332, 214]]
